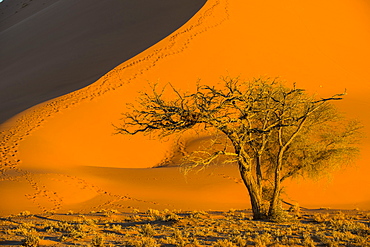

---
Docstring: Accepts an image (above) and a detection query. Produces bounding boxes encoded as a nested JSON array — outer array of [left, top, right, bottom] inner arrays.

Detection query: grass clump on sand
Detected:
[[21, 233, 40, 247], [0, 208, 369, 246]]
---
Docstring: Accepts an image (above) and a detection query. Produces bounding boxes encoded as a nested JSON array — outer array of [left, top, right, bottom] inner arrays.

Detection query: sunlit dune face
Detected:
[[18, 84, 173, 170], [1, 0, 370, 214], [16, 0, 370, 169]]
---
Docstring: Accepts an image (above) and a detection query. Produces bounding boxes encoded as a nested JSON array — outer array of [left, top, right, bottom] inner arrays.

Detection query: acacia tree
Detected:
[[115, 78, 362, 220]]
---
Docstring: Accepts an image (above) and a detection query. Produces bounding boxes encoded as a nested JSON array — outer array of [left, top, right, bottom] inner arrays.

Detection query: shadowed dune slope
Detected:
[[0, 0, 207, 123], [0, 0, 370, 215]]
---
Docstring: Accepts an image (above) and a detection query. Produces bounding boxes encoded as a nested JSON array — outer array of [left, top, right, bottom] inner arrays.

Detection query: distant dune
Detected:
[[1, 0, 370, 216]]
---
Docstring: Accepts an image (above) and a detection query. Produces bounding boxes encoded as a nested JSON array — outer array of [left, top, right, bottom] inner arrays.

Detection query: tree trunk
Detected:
[[269, 150, 283, 218], [238, 161, 267, 220], [268, 175, 281, 218]]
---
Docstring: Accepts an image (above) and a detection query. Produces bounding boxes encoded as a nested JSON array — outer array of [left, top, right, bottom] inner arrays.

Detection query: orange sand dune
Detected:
[[1, 0, 370, 215]]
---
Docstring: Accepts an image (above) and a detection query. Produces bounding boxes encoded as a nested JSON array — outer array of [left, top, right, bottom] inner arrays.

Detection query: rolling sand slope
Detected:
[[1, 0, 370, 215]]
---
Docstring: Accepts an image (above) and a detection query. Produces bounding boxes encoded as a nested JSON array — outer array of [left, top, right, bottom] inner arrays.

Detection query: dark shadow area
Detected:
[[0, 0, 207, 123]]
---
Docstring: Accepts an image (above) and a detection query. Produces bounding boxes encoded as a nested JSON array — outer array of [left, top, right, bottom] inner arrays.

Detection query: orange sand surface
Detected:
[[1, 0, 370, 216]]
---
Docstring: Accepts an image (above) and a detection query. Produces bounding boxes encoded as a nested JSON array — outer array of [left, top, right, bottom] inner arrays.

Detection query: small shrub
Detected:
[[67, 228, 86, 239], [190, 210, 208, 219], [127, 214, 142, 222], [45, 226, 55, 234], [22, 234, 40, 247], [228, 208, 237, 215], [139, 224, 156, 237], [147, 209, 160, 216], [271, 209, 294, 223], [288, 203, 301, 217], [10, 224, 36, 236], [302, 232, 315, 247], [57, 222, 74, 232], [313, 213, 330, 223], [255, 232, 272, 246], [103, 209, 119, 217], [45, 210, 56, 215], [156, 212, 179, 222], [18, 211, 32, 217], [91, 234, 105, 247], [111, 224, 122, 233]]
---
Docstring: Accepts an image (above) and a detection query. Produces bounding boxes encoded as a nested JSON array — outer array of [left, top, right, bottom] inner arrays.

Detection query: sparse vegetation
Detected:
[[21, 233, 40, 247], [91, 234, 105, 247], [0, 209, 369, 246], [115, 78, 363, 220]]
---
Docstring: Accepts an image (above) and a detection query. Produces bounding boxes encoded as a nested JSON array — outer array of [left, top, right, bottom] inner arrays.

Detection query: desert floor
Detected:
[[0, 208, 369, 246], [0, 0, 369, 225]]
